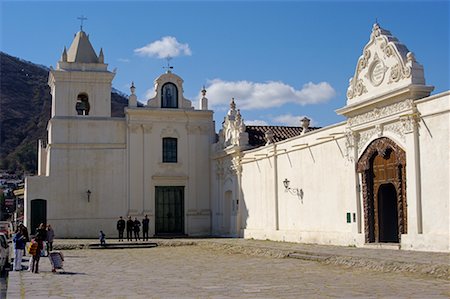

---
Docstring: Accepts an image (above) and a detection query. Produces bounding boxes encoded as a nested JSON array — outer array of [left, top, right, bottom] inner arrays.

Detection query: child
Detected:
[[99, 230, 106, 246]]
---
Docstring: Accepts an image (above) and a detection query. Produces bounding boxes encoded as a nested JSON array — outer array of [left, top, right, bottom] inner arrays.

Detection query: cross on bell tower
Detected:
[[77, 15, 88, 31]]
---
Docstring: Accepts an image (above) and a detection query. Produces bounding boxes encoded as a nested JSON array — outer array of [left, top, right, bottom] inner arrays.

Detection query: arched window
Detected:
[[161, 83, 178, 108], [162, 137, 177, 163], [76, 93, 90, 115]]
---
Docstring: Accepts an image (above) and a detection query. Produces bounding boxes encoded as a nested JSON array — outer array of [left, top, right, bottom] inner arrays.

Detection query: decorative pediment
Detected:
[[345, 23, 433, 107], [147, 71, 193, 109]]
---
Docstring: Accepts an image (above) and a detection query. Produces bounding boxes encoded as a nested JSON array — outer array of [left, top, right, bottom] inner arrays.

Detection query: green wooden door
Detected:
[[155, 186, 184, 234]]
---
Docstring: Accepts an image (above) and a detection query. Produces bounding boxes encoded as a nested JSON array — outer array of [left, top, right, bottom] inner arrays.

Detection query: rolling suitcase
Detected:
[[48, 251, 64, 273]]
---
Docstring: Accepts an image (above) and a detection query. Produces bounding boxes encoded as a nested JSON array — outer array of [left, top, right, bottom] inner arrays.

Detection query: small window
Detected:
[[76, 93, 90, 115], [163, 137, 177, 163], [161, 83, 178, 108]]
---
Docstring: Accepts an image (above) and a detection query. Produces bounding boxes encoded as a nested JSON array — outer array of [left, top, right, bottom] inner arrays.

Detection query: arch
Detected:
[[357, 137, 406, 243], [161, 83, 178, 108], [76, 92, 90, 115]]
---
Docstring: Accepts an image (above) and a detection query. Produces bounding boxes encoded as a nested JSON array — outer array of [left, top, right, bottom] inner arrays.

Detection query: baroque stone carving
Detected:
[[358, 49, 371, 71], [344, 128, 359, 162], [345, 23, 427, 104], [347, 99, 414, 127], [374, 124, 383, 137], [218, 99, 249, 149], [400, 114, 418, 134], [388, 63, 411, 84], [384, 122, 406, 143], [347, 78, 368, 99], [357, 128, 377, 155]]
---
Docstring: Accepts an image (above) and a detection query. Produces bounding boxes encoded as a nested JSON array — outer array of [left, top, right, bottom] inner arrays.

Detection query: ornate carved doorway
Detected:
[[357, 137, 406, 243]]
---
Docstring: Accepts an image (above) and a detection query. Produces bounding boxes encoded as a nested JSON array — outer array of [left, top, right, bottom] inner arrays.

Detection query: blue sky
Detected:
[[1, 1, 449, 130]]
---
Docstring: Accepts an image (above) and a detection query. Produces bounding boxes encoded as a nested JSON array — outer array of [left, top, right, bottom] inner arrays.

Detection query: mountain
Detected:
[[0, 52, 130, 174]]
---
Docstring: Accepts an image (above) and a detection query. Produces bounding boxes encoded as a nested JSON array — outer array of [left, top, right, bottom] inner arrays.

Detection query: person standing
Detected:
[[133, 218, 141, 241], [126, 216, 134, 241], [46, 224, 55, 255], [13, 228, 25, 271], [36, 223, 47, 256], [18, 223, 29, 257], [142, 215, 149, 241], [30, 231, 44, 273], [117, 216, 125, 241]]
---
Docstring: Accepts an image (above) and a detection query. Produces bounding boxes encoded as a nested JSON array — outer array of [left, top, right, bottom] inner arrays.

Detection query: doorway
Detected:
[[30, 199, 47, 235], [357, 137, 406, 244], [155, 186, 184, 235], [377, 184, 399, 242]]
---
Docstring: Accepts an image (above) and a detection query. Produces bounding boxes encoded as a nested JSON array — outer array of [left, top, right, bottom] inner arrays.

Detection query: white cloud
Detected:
[[246, 119, 269, 126], [144, 88, 155, 100], [205, 79, 335, 110], [134, 36, 192, 59], [272, 114, 317, 127]]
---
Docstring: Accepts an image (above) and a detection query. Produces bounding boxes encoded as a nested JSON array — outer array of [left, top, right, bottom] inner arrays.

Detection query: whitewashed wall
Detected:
[[126, 108, 214, 236], [401, 92, 450, 251], [26, 117, 127, 237], [211, 92, 449, 252], [240, 122, 362, 246]]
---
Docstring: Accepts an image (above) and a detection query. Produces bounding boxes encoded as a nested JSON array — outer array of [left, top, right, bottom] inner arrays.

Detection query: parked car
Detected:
[[0, 221, 13, 239], [0, 232, 11, 271]]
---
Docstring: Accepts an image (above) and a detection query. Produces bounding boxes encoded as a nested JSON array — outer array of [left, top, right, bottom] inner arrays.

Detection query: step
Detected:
[[89, 242, 158, 249]]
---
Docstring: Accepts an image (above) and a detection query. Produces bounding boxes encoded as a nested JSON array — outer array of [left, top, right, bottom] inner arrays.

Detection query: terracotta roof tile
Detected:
[[245, 125, 319, 147]]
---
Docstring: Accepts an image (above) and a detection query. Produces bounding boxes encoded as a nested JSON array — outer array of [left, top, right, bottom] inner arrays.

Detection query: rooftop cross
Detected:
[[163, 56, 174, 73], [77, 15, 88, 31]]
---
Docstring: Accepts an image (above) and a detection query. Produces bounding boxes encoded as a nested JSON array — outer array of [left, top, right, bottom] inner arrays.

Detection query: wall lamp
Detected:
[[86, 190, 91, 202], [283, 179, 304, 202]]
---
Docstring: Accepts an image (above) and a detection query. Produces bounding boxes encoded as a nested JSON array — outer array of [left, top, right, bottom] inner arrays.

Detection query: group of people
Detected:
[[12, 223, 55, 273], [116, 215, 150, 241]]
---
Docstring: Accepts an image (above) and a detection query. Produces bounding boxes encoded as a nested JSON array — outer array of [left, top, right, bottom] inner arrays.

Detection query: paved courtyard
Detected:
[[6, 244, 450, 298]]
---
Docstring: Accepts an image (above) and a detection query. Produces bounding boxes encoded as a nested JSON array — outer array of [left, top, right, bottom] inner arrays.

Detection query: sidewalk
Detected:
[[51, 237, 449, 279]]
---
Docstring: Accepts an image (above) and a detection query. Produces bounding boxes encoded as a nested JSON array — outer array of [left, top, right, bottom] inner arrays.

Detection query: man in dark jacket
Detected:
[[126, 216, 134, 241], [142, 215, 150, 241], [117, 216, 125, 241]]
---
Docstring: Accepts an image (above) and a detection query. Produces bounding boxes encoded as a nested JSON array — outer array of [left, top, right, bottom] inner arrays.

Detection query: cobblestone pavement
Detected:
[[6, 243, 450, 298]]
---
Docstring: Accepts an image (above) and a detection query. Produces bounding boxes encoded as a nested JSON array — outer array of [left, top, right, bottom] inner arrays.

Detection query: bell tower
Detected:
[[48, 30, 115, 117]]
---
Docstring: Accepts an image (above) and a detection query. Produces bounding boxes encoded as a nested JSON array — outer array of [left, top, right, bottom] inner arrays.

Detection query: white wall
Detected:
[[240, 123, 361, 246], [401, 93, 450, 251], [212, 92, 449, 252]]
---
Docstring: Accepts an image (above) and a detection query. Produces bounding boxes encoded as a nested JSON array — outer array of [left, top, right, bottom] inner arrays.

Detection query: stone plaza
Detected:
[[6, 239, 450, 298]]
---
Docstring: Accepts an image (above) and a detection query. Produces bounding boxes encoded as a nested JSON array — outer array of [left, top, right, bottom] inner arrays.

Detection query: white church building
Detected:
[[25, 23, 449, 252]]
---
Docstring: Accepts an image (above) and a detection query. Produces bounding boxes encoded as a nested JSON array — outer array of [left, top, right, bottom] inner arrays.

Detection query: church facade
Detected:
[[25, 24, 449, 252], [25, 30, 214, 237]]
